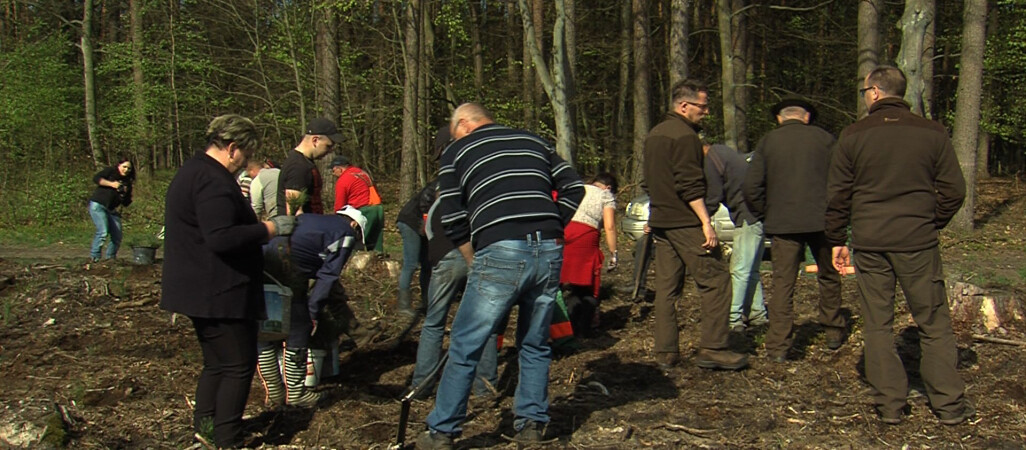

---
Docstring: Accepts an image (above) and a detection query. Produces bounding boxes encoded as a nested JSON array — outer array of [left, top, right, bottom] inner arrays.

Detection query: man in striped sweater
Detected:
[[418, 103, 584, 449]]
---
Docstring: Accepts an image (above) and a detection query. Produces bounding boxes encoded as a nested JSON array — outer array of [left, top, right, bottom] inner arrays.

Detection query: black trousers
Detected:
[[191, 317, 258, 448]]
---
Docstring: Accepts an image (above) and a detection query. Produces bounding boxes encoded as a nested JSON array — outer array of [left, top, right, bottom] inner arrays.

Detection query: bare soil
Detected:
[[1, 178, 1025, 449]]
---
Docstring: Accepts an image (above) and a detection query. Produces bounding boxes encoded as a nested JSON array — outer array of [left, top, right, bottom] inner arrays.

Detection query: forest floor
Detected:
[[1, 178, 1025, 449]]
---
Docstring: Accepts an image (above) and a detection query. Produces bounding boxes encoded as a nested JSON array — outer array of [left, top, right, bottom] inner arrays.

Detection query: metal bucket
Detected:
[[131, 246, 157, 265]]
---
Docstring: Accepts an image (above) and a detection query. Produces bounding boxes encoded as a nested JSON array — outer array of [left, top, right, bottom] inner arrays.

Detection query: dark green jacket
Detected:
[[642, 113, 705, 229]]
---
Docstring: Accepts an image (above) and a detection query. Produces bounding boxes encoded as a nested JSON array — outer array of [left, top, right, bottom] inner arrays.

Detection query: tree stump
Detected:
[[948, 281, 1025, 332]]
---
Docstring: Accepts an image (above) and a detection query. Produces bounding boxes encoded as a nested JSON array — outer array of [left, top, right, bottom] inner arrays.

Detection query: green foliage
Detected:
[[0, 30, 79, 164], [982, 0, 1026, 146]]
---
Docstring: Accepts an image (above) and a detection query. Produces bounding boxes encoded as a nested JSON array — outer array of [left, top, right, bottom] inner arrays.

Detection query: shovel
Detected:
[[389, 352, 449, 449]]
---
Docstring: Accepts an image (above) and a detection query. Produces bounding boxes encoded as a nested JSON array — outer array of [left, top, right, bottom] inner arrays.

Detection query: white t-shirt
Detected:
[[570, 184, 616, 229]]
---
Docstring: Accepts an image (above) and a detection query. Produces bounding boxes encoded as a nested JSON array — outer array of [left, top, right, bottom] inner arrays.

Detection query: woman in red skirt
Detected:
[[560, 173, 618, 336]]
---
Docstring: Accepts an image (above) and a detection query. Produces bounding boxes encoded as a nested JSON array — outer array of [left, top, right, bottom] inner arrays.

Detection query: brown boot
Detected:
[[695, 349, 749, 370], [654, 352, 680, 370], [824, 327, 846, 350]]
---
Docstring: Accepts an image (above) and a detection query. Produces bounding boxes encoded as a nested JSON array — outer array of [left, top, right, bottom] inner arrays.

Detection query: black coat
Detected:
[[160, 151, 268, 320]]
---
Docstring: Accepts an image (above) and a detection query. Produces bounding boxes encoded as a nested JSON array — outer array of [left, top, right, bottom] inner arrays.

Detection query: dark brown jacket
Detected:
[[744, 120, 836, 235], [160, 151, 268, 319], [642, 113, 705, 229], [825, 98, 966, 251]]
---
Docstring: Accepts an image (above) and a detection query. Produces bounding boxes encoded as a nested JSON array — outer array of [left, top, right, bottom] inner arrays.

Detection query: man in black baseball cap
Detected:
[[277, 118, 342, 215]]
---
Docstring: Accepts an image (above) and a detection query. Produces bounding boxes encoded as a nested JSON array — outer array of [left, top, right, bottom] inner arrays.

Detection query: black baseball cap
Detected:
[[306, 118, 344, 143]]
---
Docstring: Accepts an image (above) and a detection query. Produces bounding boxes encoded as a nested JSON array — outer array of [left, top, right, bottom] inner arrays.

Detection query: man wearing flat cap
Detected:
[[743, 96, 846, 363], [278, 117, 342, 215]]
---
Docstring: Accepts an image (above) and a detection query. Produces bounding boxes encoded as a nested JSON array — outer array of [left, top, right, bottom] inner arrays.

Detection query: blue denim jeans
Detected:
[[730, 220, 766, 326], [397, 222, 430, 294], [411, 249, 497, 395], [426, 237, 562, 435], [89, 201, 122, 260]]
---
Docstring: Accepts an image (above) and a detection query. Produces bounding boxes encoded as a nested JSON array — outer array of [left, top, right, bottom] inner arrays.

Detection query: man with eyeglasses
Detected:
[[642, 79, 748, 372], [826, 65, 972, 426], [743, 96, 846, 363], [277, 117, 341, 215]]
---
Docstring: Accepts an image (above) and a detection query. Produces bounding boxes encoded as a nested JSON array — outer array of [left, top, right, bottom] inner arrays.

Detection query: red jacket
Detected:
[[333, 166, 380, 211]]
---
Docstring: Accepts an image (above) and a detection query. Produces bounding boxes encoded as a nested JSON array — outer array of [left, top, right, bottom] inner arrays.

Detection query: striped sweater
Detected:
[[438, 124, 584, 250]]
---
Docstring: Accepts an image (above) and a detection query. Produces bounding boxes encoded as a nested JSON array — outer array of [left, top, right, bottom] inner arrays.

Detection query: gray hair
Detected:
[[206, 114, 259, 154]]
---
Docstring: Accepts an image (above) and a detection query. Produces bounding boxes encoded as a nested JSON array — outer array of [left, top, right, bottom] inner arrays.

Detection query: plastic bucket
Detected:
[[258, 283, 292, 341], [131, 246, 157, 265]]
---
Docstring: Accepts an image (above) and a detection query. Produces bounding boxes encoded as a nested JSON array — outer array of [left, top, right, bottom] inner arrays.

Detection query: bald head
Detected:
[[450, 103, 495, 140], [777, 106, 811, 124]]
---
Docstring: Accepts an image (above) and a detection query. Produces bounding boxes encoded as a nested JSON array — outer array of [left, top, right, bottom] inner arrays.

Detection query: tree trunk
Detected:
[[506, 0, 519, 88], [417, 0, 434, 188], [730, 0, 748, 153], [949, 0, 987, 232], [922, 0, 935, 119], [897, 0, 934, 118], [517, 0, 575, 165], [400, 0, 420, 202], [717, 0, 738, 150], [616, 0, 631, 141], [82, 0, 103, 167], [669, 0, 691, 87], [315, 0, 339, 122], [631, 0, 651, 187], [857, 0, 882, 118], [976, 130, 990, 180], [469, 1, 484, 93], [130, 0, 149, 176], [522, 2, 536, 126]]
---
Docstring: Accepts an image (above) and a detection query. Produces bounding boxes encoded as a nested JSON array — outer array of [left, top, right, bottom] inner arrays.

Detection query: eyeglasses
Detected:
[[683, 101, 710, 111], [859, 85, 878, 96]]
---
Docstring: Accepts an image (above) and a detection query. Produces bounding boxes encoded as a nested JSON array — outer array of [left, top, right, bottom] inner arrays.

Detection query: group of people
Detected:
[[641, 65, 972, 437], [134, 63, 970, 448]]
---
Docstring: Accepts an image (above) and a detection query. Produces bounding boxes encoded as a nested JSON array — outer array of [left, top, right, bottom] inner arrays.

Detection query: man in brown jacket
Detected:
[[642, 79, 748, 371], [827, 66, 972, 425], [743, 97, 846, 362]]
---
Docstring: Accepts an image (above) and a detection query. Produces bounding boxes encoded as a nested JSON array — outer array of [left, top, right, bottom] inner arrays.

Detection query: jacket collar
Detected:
[[779, 119, 806, 127], [868, 97, 912, 115], [194, 150, 234, 176], [667, 112, 703, 133]]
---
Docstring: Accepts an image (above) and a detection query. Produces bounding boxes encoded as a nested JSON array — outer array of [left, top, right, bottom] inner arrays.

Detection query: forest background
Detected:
[[0, 0, 1023, 247]]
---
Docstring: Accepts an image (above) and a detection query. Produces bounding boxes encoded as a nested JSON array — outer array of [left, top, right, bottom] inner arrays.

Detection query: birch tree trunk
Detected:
[[949, 0, 987, 232], [857, 0, 882, 118], [631, 0, 651, 186], [82, 0, 103, 167], [898, 0, 934, 118], [517, 0, 576, 165]]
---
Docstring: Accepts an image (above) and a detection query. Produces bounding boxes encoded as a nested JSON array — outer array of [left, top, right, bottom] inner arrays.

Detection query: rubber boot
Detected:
[[397, 288, 416, 317], [256, 346, 285, 408], [283, 348, 321, 407]]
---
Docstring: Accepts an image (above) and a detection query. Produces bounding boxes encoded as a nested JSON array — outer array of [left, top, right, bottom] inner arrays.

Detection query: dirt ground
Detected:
[[1, 178, 1025, 449]]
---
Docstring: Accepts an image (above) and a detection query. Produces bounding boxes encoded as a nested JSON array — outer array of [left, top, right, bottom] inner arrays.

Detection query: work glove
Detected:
[[270, 215, 296, 236], [606, 251, 618, 272]]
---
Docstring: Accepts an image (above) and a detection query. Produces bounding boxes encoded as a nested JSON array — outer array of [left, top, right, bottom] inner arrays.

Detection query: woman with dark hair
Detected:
[[88, 155, 135, 261], [159, 114, 296, 448], [560, 172, 619, 336]]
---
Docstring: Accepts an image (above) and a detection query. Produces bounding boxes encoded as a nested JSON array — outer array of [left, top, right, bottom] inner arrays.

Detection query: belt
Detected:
[[514, 230, 564, 242]]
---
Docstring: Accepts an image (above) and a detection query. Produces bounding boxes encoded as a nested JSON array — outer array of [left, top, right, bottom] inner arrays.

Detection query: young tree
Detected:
[[518, 0, 576, 165], [400, 0, 419, 201], [82, 0, 103, 167], [950, 0, 987, 232]]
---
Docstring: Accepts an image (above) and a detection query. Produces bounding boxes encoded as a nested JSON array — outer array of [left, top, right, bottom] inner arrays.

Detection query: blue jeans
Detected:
[[89, 201, 122, 260], [426, 237, 562, 435], [397, 222, 430, 294], [730, 220, 766, 326], [411, 249, 497, 395]]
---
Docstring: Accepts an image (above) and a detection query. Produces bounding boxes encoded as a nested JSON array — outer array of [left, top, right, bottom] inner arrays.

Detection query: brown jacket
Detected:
[[744, 120, 836, 235], [825, 98, 965, 251], [642, 113, 705, 229]]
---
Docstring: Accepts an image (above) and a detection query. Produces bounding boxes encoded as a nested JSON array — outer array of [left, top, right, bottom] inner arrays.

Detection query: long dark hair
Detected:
[[113, 154, 136, 182]]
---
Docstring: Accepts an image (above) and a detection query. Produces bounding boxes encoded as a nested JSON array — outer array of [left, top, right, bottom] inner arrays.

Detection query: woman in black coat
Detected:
[[159, 114, 295, 448], [88, 155, 134, 261]]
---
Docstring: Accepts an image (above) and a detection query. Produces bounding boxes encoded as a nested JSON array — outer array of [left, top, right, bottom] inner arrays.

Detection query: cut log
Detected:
[[948, 281, 1025, 332]]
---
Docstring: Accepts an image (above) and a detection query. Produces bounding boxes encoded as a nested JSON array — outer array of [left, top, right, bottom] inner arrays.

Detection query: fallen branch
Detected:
[[972, 334, 1026, 346], [114, 298, 157, 309], [655, 422, 714, 437]]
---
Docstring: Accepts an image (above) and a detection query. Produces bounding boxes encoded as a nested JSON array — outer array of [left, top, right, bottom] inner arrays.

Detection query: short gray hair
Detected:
[[206, 114, 260, 154]]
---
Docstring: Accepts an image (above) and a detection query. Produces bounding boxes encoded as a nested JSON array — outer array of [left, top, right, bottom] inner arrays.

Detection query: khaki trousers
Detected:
[[853, 247, 965, 416], [651, 227, 731, 356], [765, 232, 844, 356]]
